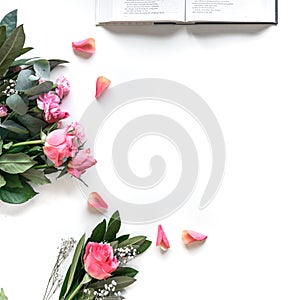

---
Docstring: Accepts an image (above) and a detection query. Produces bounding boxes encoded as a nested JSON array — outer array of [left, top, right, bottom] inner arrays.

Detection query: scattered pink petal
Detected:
[[72, 38, 95, 55], [182, 230, 207, 245], [88, 192, 108, 212], [156, 224, 170, 251], [95, 76, 110, 99]]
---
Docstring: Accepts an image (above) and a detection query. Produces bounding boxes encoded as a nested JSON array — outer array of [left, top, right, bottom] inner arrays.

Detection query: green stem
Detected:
[[11, 139, 43, 148], [65, 274, 91, 300], [34, 164, 54, 169]]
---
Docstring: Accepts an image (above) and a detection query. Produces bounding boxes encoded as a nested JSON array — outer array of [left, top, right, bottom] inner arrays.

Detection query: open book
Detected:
[[96, 0, 278, 25]]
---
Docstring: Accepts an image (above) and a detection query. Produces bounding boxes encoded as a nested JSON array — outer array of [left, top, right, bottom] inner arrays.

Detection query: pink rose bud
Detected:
[[83, 242, 119, 280], [95, 76, 110, 99], [156, 224, 170, 251], [182, 230, 207, 245], [88, 192, 108, 212], [72, 38, 95, 54], [67, 148, 97, 178]]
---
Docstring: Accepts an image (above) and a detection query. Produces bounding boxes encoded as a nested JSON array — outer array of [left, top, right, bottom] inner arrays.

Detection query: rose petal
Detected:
[[182, 230, 207, 245], [156, 224, 170, 251], [95, 76, 110, 99], [72, 38, 95, 54], [88, 192, 108, 212]]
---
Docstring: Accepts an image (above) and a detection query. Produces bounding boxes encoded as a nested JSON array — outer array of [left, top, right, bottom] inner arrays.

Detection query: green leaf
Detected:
[[0, 9, 17, 37], [6, 94, 28, 115], [15, 69, 36, 91], [104, 210, 121, 242], [64, 234, 86, 298], [0, 139, 3, 155], [59, 266, 71, 299], [2, 174, 23, 188], [0, 288, 8, 300], [0, 26, 6, 48], [17, 114, 47, 137], [0, 153, 36, 174], [0, 120, 29, 135], [49, 59, 69, 70], [118, 236, 146, 248], [0, 180, 37, 204], [136, 239, 152, 254], [89, 276, 136, 291], [24, 80, 53, 96], [21, 168, 51, 185], [34, 59, 50, 80], [0, 25, 25, 78], [111, 267, 139, 278], [89, 219, 106, 243], [0, 174, 6, 188], [116, 234, 130, 244]]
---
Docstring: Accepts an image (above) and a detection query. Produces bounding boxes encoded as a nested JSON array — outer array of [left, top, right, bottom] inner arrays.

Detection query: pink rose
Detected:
[[55, 75, 71, 99], [43, 127, 77, 167], [83, 242, 119, 280], [68, 148, 97, 178], [0, 104, 8, 117], [37, 92, 69, 123]]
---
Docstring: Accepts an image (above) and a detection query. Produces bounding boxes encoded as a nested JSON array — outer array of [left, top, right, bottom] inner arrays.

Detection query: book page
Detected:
[[186, 0, 276, 23], [96, 0, 185, 23]]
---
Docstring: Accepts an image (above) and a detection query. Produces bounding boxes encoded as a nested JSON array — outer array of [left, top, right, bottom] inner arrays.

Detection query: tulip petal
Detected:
[[88, 192, 108, 212], [156, 224, 170, 251], [182, 230, 207, 245], [72, 38, 95, 54], [95, 76, 111, 99]]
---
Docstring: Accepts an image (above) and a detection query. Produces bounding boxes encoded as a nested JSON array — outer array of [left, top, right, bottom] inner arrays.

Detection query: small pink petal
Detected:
[[72, 38, 95, 54], [95, 76, 110, 99], [182, 230, 207, 245], [88, 192, 108, 212], [156, 224, 170, 251]]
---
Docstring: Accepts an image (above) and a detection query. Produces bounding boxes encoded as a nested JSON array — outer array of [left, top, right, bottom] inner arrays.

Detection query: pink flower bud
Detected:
[[182, 230, 207, 245], [72, 38, 95, 55], [156, 224, 170, 251], [88, 192, 108, 212], [95, 76, 110, 99]]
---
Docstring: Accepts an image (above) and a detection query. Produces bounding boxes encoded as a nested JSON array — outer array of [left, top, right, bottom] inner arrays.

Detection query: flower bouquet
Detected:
[[43, 211, 151, 300], [0, 10, 96, 204]]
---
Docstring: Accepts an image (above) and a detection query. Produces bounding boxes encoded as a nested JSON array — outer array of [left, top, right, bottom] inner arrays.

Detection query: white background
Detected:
[[1, 1, 300, 300]]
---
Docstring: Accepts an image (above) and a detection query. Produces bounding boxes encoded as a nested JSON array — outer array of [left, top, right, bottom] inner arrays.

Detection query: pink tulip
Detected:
[[182, 230, 207, 245], [88, 192, 108, 212], [95, 76, 110, 99], [68, 148, 97, 178], [72, 38, 95, 54], [156, 224, 170, 251]]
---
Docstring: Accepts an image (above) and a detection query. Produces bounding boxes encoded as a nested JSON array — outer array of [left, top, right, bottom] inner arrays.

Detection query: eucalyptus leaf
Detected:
[[0, 180, 37, 204], [34, 59, 50, 80], [49, 59, 69, 70], [24, 80, 53, 96], [0, 152, 36, 174], [0, 25, 25, 78], [15, 69, 36, 91], [0, 26, 6, 48], [0, 120, 29, 135], [6, 94, 28, 115], [17, 114, 47, 137], [22, 168, 51, 185], [0, 174, 6, 188], [0, 9, 17, 37]]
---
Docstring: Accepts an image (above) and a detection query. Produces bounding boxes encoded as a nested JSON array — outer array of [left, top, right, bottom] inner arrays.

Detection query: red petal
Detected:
[[88, 192, 108, 212], [95, 76, 111, 99], [182, 230, 207, 245], [156, 224, 170, 251], [72, 38, 95, 54]]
